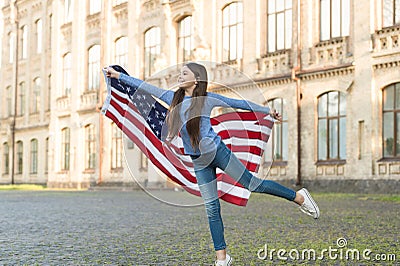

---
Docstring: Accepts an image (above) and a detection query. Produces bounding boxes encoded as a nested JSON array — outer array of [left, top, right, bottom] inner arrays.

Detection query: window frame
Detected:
[[144, 27, 161, 78], [61, 127, 70, 171], [63, 53, 72, 97], [177, 16, 193, 63], [3, 143, 9, 175], [317, 91, 347, 161], [85, 124, 96, 170], [16, 141, 23, 174], [30, 139, 38, 174], [111, 123, 123, 169], [222, 2, 243, 63], [267, 0, 293, 53], [320, 0, 350, 41]]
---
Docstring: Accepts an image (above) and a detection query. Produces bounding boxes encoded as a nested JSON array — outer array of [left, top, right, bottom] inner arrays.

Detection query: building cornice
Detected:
[[373, 60, 400, 70]]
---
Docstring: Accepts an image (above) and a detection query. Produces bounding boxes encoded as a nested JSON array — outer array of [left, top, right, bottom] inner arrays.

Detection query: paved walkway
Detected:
[[0, 190, 398, 265]]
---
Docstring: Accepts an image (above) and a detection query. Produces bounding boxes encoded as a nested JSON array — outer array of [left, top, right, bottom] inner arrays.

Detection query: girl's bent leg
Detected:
[[217, 143, 296, 201]]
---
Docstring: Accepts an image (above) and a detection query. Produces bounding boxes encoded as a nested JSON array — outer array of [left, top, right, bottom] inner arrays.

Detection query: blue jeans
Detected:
[[191, 141, 296, 251]]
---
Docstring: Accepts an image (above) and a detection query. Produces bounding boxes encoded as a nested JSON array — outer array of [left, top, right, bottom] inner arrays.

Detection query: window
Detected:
[[30, 139, 38, 174], [383, 0, 400, 27], [63, 53, 72, 96], [6, 86, 12, 117], [21, 25, 28, 59], [144, 27, 161, 78], [64, 0, 73, 23], [47, 75, 51, 111], [178, 16, 192, 62], [320, 0, 350, 41], [127, 139, 135, 149], [9, 32, 14, 63], [141, 152, 148, 170], [18, 82, 25, 116], [382, 83, 400, 157], [115, 36, 128, 69], [267, 0, 292, 52], [61, 127, 70, 170], [89, 0, 102, 15], [36, 19, 42, 54], [111, 123, 123, 169], [318, 91, 346, 160], [45, 137, 49, 173], [267, 98, 288, 161], [48, 14, 52, 51], [85, 124, 96, 169], [3, 143, 9, 174], [32, 78, 41, 114], [88, 45, 100, 91], [222, 2, 243, 62], [16, 141, 23, 174]]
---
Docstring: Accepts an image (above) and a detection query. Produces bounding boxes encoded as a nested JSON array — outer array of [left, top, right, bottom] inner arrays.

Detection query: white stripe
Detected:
[[213, 120, 272, 135]]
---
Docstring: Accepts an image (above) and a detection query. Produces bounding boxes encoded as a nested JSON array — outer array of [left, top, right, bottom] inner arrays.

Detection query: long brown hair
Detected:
[[167, 63, 208, 150]]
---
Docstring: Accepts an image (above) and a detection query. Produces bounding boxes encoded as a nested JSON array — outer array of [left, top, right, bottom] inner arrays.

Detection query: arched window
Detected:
[[266, 98, 288, 162], [3, 143, 9, 174], [85, 124, 96, 169], [88, 45, 100, 91], [9, 32, 14, 63], [178, 16, 192, 62], [30, 139, 38, 174], [18, 82, 25, 116], [63, 53, 72, 96], [61, 127, 70, 170], [144, 27, 161, 78], [115, 36, 128, 69], [36, 19, 42, 53], [32, 77, 41, 114], [64, 0, 73, 23], [320, 0, 350, 41], [45, 137, 49, 173], [267, 0, 292, 52], [16, 141, 23, 174], [382, 82, 400, 157], [317, 91, 346, 160], [111, 123, 123, 169], [21, 25, 28, 59], [222, 2, 243, 62]]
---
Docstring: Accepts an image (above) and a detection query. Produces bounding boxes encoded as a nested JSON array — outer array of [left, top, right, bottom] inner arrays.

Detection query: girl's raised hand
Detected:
[[104, 66, 120, 79], [270, 108, 282, 122]]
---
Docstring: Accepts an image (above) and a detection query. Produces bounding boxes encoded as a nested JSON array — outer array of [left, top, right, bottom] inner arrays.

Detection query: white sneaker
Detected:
[[215, 254, 233, 266], [298, 188, 320, 219]]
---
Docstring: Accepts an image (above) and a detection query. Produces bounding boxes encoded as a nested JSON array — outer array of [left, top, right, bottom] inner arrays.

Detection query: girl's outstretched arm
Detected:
[[105, 66, 173, 105], [208, 92, 281, 120], [208, 92, 270, 113]]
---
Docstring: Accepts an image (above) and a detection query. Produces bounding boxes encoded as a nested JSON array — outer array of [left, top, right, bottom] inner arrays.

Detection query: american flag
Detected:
[[101, 65, 274, 206]]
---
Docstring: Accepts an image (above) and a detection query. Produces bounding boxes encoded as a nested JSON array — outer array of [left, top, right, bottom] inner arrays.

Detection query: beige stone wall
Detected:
[[0, 0, 399, 191]]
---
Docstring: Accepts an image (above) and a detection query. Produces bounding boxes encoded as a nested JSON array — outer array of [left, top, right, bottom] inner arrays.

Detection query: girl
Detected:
[[105, 62, 319, 266]]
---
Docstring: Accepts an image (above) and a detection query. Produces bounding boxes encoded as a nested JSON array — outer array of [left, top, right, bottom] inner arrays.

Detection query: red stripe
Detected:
[[218, 129, 269, 141], [211, 111, 274, 128], [225, 144, 263, 156]]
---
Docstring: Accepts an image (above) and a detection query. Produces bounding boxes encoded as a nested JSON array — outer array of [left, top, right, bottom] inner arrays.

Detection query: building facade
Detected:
[[0, 0, 399, 192]]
